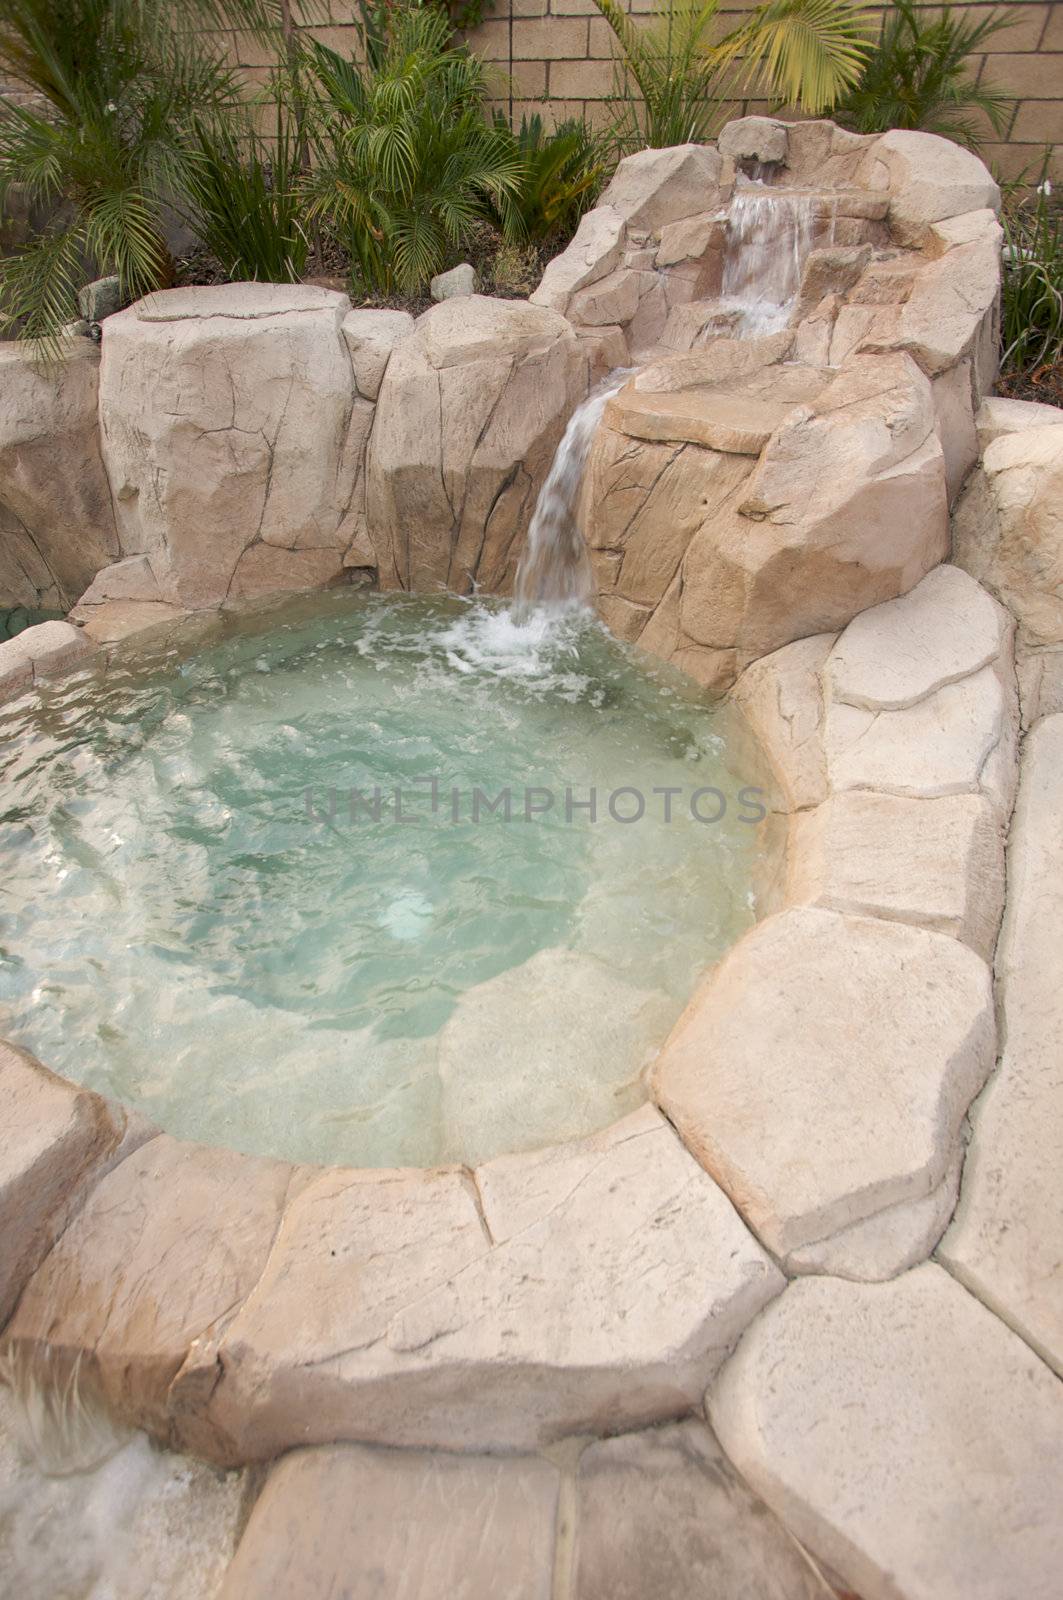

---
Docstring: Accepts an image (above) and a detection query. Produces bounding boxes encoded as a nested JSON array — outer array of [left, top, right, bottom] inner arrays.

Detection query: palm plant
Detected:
[[492, 113, 609, 245], [834, 0, 1013, 149], [0, 0, 313, 347], [591, 0, 874, 150], [296, 6, 522, 294]]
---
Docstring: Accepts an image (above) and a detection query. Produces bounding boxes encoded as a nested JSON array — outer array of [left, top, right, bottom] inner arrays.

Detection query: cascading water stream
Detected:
[[513, 370, 630, 612], [718, 183, 830, 338], [513, 182, 837, 610]]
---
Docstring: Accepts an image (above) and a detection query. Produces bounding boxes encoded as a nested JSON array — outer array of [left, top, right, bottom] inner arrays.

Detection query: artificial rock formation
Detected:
[[708, 1266, 1063, 1600], [527, 120, 1001, 681], [584, 344, 949, 688], [366, 294, 590, 593], [97, 284, 373, 608], [941, 713, 1063, 1376], [0, 340, 119, 612]]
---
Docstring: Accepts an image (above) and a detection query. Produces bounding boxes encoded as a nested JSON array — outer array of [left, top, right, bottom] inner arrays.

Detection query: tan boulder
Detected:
[[780, 120, 874, 187], [825, 562, 1010, 710], [4, 1134, 293, 1449], [202, 1107, 782, 1459], [652, 907, 995, 1256], [0, 341, 119, 610], [584, 424, 753, 617], [941, 714, 1063, 1376], [0, 1041, 132, 1327], [786, 790, 1004, 959], [656, 212, 726, 270], [676, 353, 949, 668], [219, 1443, 560, 1600], [952, 424, 1063, 647], [866, 129, 1001, 245], [895, 224, 1001, 396], [11, 618, 95, 677], [530, 205, 626, 315], [596, 144, 728, 232], [717, 115, 788, 167], [823, 661, 1018, 817], [340, 307, 414, 399], [709, 1266, 1063, 1600], [975, 394, 1063, 452], [783, 1152, 963, 1282], [367, 295, 589, 593], [98, 283, 368, 608], [569, 266, 641, 327]]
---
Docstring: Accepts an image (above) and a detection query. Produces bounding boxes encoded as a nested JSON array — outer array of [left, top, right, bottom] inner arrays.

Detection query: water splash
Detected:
[[0, 1345, 127, 1478], [514, 370, 631, 613], [718, 184, 829, 338]]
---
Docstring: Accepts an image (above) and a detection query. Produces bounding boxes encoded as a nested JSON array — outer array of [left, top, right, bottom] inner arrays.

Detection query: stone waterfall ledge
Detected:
[[532, 121, 1000, 433], [707, 1266, 1063, 1600], [586, 343, 951, 691], [940, 712, 1063, 1377], [1, 120, 1002, 677]]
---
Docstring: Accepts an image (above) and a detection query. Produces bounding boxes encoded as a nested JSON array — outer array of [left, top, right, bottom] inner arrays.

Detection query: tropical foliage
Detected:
[[295, 6, 522, 293], [834, 0, 1013, 150], [492, 113, 608, 245], [182, 109, 310, 284], [0, 1, 238, 343], [591, 0, 874, 149]]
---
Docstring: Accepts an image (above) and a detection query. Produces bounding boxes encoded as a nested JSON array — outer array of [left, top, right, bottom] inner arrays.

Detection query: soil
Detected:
[[995, 362, 1063, 410], [171, 220, 558, 317]]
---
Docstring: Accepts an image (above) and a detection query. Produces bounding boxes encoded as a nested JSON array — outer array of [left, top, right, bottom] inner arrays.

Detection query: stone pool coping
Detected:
[[0, 553, 1017, 1455]]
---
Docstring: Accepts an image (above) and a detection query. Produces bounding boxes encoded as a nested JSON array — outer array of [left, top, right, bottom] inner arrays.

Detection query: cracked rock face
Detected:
[[199, 1106, 782, 1461], [366, 295, 590, 594], [708, 1266, 1063, 1600], [586, 348, 950, 689], [0, 341, 120, 611], [97, 284, 373, 608]]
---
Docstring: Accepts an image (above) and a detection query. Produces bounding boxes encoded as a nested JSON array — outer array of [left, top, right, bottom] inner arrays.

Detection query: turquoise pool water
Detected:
[[0, 592, 767, 1167]]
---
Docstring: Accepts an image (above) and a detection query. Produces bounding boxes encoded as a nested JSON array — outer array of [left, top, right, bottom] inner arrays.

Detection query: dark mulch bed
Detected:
[[995, 362, 1063, 410], [171, 221, 556, 317]]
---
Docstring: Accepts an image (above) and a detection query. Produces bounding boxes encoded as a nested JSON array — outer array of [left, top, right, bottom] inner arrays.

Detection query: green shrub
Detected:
[[591, 0, 873, 150], [0, 0, 289, 347], [1001, 169, 1063, 387], [834, 0, 1012, 149], [491, 113, 609, 246], [182, 108, 310, 284], [297, 4, 521, 295]]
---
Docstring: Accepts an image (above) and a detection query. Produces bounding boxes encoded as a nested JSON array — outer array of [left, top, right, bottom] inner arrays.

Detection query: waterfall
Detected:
[[514, 370, 630, 613], [718, 185, 826, 338]]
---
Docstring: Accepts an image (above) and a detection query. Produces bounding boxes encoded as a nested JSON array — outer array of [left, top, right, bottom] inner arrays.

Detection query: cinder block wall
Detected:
[[1, 2, 1060, 183]]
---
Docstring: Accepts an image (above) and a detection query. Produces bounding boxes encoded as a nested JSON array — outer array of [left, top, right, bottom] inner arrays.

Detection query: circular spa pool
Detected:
[[0, 592, 768, 1168]]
